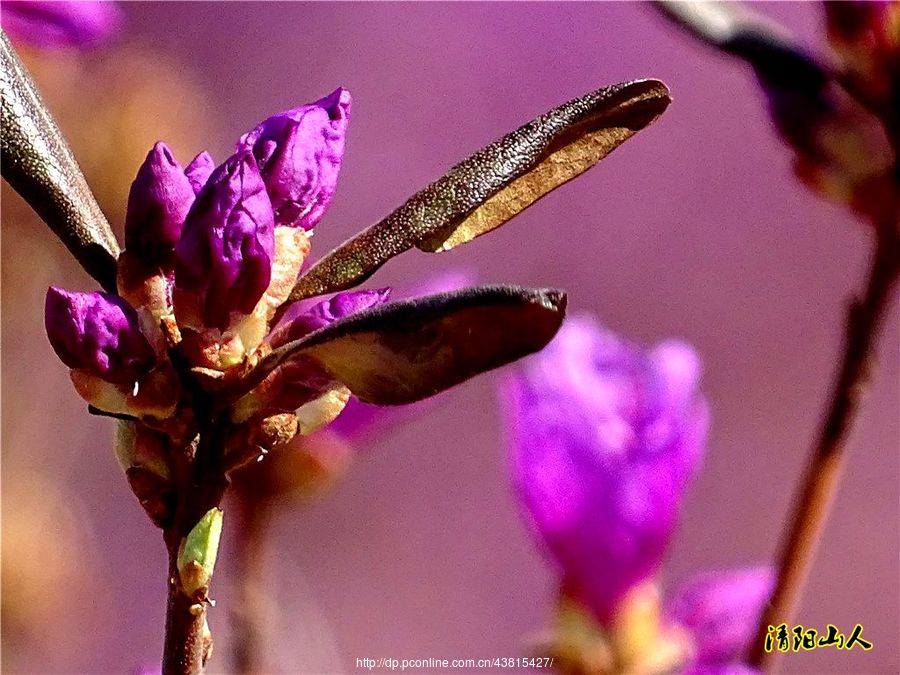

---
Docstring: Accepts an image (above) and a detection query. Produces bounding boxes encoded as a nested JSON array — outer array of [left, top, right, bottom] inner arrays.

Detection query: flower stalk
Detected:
[[162, 423, 229, 675], [750, 221, 900, 670]]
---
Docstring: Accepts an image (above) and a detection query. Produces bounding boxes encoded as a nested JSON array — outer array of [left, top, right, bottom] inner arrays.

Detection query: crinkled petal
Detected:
[[0, 0, 123, 49], [184, 151, 216, 195], [237, 87, 351, 229], [503, 315, 708, 624], [667, 567, 774, 666], [124, 142, 195, 257], [174, 150, 275, 332], [45, 286, 155, 384]]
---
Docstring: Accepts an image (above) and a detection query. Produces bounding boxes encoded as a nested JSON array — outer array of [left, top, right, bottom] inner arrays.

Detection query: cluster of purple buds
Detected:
[[503, 317, 771, 674], [44, 90, 379, 523], [36, 77, 672, 528]]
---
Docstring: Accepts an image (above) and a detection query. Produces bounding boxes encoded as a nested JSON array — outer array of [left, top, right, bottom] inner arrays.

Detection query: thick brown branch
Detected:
[[748, 227, 899, 670]]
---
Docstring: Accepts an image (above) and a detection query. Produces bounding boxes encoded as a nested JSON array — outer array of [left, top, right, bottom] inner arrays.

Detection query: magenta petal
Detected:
[[174, 150, 275, 331], [267, 288, 391, 348], [45, 286, 155, 384], [237, 88, 351, 229], [667, 567, 774, 666], [184, 151, 216, 195], [0, 0, 123, 49], [502, 315, 708, 624], [124, 142, 195, 257]]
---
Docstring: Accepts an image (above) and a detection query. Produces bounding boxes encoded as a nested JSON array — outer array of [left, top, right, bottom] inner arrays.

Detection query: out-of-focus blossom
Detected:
[[502, 316, 769, 673], [504, 316, 708, 623], [237, 88, 351, 229], [0, 0, 122, 48], [667, 567, 775, 673], [657, 1, 898, 226], [825, 1, 900, 111]]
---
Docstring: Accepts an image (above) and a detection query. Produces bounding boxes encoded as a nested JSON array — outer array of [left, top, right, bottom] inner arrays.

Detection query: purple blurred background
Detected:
[[2, 2, 897, 673]]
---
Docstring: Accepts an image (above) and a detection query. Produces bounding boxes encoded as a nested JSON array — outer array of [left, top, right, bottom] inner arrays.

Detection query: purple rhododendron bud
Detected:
[[267, 288, 391, 348], [124, 142, 195, 257], [0, 0, 122, 48], [45, 286, 155, 385], [503, 315, 709, 624], [667, 567, 774, 668], [184, 151, 216, 195], [174, 150, 275, 332], [237, 88, 351, 229]]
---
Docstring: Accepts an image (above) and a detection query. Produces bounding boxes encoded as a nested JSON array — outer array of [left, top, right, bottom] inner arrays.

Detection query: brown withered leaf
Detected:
[[236, 285, 566, 406], [0, 32, 120, 292], [289, 80, 670, 301]]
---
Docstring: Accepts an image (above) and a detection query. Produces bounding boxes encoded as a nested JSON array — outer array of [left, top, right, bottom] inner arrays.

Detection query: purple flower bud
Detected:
[[667, 567, 774, 668], [184, 151, 216, 195], [237, 88, 351, 229], [502, 316, 708, 624], [174, 150, 275, 332], [0, 0, 123, 49], [267, 288, 391, 348], [124, 142, 195, 257], [45, 286, 155, 385]]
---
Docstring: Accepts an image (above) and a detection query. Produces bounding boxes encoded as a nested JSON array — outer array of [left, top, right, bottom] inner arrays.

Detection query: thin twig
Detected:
[[748, 225, 899, 670]]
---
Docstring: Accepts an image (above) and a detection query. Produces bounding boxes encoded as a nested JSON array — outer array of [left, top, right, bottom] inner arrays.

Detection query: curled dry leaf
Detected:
[[234, 285, 567, 407], [289, 79, 670, 301], [0, 31, 119, 291]]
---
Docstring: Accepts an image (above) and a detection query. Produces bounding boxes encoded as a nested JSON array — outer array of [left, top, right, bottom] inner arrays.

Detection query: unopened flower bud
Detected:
[[237, 88, 351, 229], [45, 287, 155, 385], [124, 142, 195, 258], [173, 150, 275, 333], [267, 287, 391, 348], [184, 151, 216, 195]]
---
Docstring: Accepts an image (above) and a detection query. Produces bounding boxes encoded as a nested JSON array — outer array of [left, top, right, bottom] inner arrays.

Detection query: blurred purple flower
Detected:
[[45, 286, 155, 385], [237, 88, 351, 229], [503, 315, 708, 624], [502, 316, 772, 673], [174, 150, 275, 332], [667, 567, 774, 673], [0, 0, 122, 48]]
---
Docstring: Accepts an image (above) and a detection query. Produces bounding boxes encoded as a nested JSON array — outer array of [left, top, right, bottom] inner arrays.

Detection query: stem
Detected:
[[162, 423, 230, 675], [230, 494, 275, 674], [163, 546, 211, 674], [748, 227, 900, 670]]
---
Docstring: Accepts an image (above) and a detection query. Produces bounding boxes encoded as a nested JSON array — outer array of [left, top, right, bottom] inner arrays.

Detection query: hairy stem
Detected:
[[749, 226, 899, 670]]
